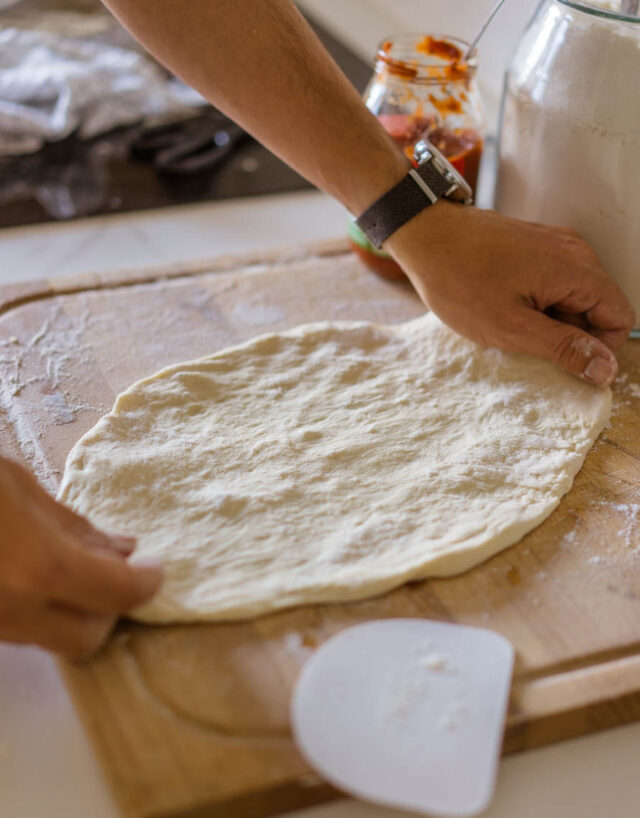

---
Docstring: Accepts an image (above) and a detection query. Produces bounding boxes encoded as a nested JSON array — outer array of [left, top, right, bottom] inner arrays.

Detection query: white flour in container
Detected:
[[496, 3, 640, 319]]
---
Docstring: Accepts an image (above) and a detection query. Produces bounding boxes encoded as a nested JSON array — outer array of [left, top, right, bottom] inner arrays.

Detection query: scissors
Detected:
[[130, 109, 247, 176]]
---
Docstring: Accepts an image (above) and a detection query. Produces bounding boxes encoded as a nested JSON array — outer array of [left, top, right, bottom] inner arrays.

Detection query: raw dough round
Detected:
[[57, 314, 610, 623]]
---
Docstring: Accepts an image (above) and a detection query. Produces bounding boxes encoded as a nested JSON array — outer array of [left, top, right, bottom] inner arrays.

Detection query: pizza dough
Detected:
[[57, 314, 610, 623]]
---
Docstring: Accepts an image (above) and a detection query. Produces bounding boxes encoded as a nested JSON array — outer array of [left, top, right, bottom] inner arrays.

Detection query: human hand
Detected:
[[386, 202, 635, 387], [0, 457, 162, 659]]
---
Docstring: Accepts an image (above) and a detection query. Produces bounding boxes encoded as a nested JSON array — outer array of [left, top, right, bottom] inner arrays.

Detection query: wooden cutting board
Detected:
[[1, 240, 639, 818]]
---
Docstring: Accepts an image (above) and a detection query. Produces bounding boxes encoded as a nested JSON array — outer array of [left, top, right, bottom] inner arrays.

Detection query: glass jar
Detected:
[[496, 1, 640, 331], [349, 34, 486, 280]]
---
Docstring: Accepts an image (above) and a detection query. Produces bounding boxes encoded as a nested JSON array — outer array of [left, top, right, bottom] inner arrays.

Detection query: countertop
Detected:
[[2, 2, 640, 817]]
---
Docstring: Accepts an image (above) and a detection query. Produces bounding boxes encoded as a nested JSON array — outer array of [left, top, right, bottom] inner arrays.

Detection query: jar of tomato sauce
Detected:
[[350, 34, 485, 280]]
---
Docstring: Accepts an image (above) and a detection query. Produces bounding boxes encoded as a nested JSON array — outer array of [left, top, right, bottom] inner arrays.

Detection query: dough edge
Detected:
[[57, 316, 612, 624]]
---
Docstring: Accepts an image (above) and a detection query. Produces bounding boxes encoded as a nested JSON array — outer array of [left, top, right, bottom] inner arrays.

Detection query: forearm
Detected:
[[101, 0, 407, 214], [101, 0, 633, 387]]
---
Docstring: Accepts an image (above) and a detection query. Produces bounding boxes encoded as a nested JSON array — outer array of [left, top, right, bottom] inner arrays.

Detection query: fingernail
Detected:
[[133, 559, 164, 586], [112, 535, 137, 551], [134, 557, 163, 569], [583, 355, 617, 386]]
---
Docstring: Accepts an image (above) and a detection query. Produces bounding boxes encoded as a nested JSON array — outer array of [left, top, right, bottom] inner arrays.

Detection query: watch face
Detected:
[[413, 139, 473, 203]]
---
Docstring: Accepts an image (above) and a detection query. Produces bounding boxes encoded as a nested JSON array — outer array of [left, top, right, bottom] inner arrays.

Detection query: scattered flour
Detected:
[[231, 301, 284, 327], [418, 652, 457, 674], [601, 501, 640, 550], [283, 632, 314, 664], [560, 500, 640, 557], [412, 640, 434, 655], [382, 675, 429, 722], [438, 700, 468, 733], [382, 642, 463, 725], [612, 373, 640, 415], [0, 301, 104, 489], [561, 527, 578, 548]]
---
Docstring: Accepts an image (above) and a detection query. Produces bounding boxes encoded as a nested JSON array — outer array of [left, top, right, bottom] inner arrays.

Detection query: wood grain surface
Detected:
[[1, 241, 639, 818]]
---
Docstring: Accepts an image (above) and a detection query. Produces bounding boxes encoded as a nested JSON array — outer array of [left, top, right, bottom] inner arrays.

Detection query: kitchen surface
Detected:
[[1, 2, 640, 818]]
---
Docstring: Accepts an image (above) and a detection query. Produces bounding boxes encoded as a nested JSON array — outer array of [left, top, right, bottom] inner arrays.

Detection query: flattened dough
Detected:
[[58, 314, 610, 623]]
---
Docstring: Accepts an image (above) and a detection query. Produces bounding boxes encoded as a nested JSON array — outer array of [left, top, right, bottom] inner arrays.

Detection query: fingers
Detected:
[[541, 244, 634, 360], [108, 536, 137, 556], [550, 259, 635, 347], [582, 287, 635, 354], [584, 290, 636, 336], [548, 308, 632, 356], [549, 282, 634, 356], [42, 606, 115, 660], [22, 488, 157, 615], [0, 591, 115, 659], [548, 309, 589, 332], [590, 326, 633, 356], [0, 458, 160, 657], [69, 519, 137, 558], [15, 469, 138, 559], [506, 310, 619, 387], [47, 539, 164, 616], [46, 491, 138, 557]]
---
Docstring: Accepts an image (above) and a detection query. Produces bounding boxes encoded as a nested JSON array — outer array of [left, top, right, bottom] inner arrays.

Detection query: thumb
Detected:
[[511, 310, 618, 387]]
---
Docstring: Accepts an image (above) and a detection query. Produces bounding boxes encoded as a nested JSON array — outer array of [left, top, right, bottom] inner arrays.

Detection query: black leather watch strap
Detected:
[[355, 160, 452, 249]]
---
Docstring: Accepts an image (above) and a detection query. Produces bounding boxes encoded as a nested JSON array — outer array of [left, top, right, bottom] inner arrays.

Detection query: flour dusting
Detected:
[[600, 501, 640, 550], [283, 632, 314, 664], [561, 526, 578, 548], [438, 700, 468, 733], [418, 652, 457, 674], [382, 676, 430, 722], [612, 373, 640, 416], [0, 300, 105, 489]]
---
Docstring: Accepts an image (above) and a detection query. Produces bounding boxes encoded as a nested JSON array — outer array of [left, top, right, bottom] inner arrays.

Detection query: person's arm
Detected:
[[101, 0, 634, 386], [106, 0, 407, 216], [0, 456, 162, 658]]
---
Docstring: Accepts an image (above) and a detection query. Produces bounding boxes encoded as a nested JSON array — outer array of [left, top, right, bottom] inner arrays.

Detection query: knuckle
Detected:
[[28, 550, 63, 592], [3, 559, 42, 596], [553, 330, 592, 369], [3, 548, 66, 599], [624, 304, 636, 331], [558, 230, 595, 260], [558, 226, 583, 240]]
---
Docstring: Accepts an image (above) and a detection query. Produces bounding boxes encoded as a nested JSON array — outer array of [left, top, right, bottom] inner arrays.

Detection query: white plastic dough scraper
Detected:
[[291, 619, 514, 817]]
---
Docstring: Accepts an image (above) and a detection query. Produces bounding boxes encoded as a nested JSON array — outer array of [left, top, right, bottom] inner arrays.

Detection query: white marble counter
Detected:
[[0, 191, 347, 285]]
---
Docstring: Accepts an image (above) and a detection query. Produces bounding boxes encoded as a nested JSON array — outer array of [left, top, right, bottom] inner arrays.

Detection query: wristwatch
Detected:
[[355, 139, 473, 250]]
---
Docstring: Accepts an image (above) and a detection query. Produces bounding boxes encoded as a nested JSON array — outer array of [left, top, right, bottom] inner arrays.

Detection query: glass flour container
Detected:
[[496, 0, 640, 331], [350, 34, 486, 280]]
